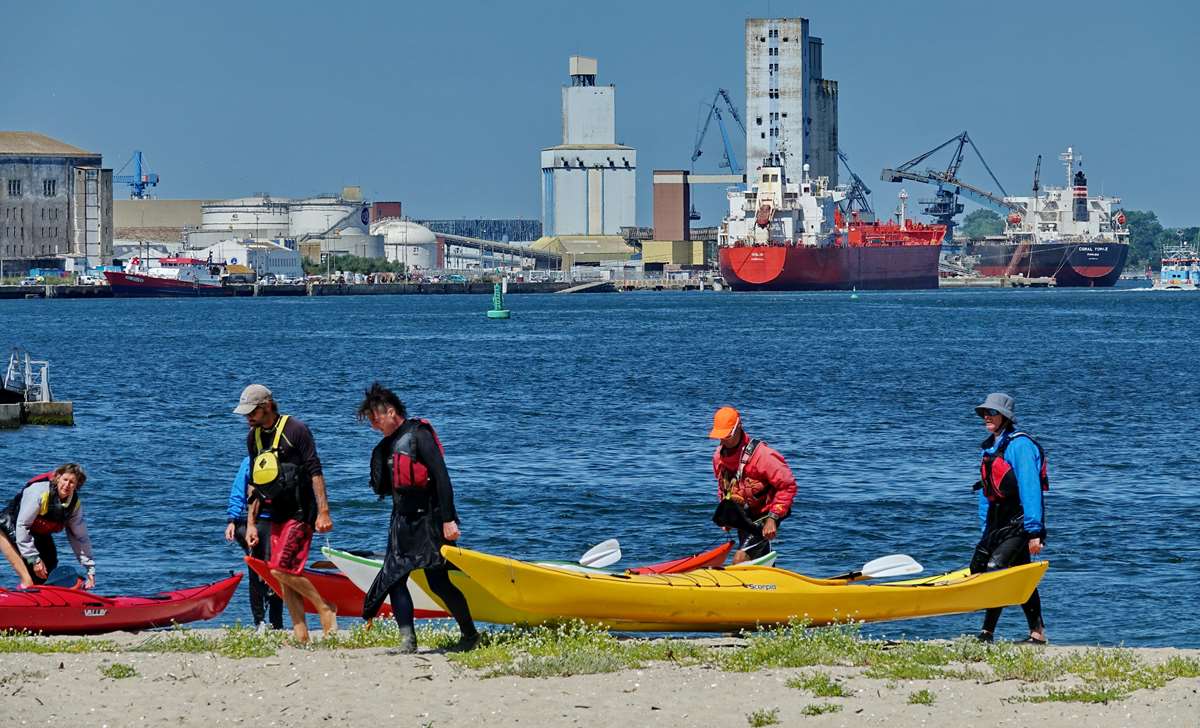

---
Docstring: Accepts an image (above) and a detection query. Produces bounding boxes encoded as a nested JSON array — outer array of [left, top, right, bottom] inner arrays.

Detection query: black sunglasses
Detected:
[[980, 408, 1001, 417]]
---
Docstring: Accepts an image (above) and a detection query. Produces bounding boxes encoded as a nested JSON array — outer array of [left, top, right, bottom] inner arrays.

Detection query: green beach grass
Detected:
[[2, 621, 1197, 705]]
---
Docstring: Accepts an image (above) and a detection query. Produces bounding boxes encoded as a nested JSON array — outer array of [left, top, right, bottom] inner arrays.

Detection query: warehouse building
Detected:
[[0, 132, 113, 272]]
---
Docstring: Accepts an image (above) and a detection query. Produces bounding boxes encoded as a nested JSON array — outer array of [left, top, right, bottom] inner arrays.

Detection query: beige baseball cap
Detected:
[[233, 384, 272, 415]]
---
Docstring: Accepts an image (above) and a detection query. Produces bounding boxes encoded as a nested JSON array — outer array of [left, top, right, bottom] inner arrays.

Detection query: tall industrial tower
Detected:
[[745, 18, 838, 186], [540, 56, 637, 236]]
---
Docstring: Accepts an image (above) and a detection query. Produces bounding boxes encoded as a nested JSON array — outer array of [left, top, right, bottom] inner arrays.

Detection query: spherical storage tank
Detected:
[[289, 196, 365, 238], [371, 219, 438, 270], [201, 196, 291, 235]]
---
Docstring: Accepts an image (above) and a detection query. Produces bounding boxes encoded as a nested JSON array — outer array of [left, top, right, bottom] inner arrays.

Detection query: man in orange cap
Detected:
[[709, 407, 797, 563]]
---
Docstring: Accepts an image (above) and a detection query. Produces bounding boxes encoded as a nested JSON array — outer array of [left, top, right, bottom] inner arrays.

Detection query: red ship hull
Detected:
[[104, 271, 231, 297], [720, 243, 942, 291], [720, 219, 944, 292]]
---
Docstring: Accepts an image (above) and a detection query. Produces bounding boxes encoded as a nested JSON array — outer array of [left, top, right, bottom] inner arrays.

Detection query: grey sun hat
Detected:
[[974, 392, 1016, 422], [233, 384, 273, 415]]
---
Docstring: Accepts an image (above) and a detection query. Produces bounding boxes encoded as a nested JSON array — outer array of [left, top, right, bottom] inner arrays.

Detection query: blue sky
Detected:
[[5, 1, 1197, 227]]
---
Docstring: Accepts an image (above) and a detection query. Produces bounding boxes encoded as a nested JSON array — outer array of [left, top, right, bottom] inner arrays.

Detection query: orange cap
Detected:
[[708, 406, 741, 439]]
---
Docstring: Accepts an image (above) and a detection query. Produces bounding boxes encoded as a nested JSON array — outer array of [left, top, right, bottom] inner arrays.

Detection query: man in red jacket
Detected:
[[709, 406, 797, 563]]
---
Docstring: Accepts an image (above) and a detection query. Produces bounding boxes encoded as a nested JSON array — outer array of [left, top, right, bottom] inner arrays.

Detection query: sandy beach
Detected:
[[2, 632, 1197, 728]]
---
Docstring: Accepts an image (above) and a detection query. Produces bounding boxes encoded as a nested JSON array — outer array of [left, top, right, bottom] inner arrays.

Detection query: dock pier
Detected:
[[939, 276, 1055, 288]]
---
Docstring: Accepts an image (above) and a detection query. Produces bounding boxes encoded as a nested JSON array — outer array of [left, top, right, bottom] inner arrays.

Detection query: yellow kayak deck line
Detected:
[[439, 545, 1048, 632]]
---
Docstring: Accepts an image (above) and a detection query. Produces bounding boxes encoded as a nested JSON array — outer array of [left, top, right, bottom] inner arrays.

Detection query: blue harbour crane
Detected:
[[113, 150, 160, 199], [880, 131, 1019, 241], [689, 89, 746, 220], [837, 149, 874, 219]]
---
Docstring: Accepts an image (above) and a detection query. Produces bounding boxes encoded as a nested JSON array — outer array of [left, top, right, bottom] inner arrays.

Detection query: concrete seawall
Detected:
[[0, 401, 74, 428], [0, 281, 615, 299]]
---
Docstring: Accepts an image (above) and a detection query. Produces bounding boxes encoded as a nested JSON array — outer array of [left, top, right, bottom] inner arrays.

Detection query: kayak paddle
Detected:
[[829, 554, 922, 581], [579, 539, 622, 569]]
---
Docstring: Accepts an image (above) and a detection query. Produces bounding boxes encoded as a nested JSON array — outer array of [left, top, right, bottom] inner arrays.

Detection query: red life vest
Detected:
[[11, 472, 81, 535], [391, 419, 445, 490], [718, 438, 771, 512], [977, 432, 1049, 504]]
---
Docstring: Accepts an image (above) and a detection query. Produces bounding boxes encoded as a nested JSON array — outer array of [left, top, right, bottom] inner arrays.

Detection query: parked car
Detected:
[[19, 277, 40, 287], [77, 275, 101, 285], [447, 274, 468, 283]]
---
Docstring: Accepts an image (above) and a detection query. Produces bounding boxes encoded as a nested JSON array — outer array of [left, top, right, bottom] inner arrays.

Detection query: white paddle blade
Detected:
[[579, 539, 621, 568], [861, 554, 922, 578]]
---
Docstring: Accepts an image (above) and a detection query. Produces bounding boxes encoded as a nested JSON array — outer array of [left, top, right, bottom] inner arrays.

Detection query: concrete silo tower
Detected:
[[539, 56, 637, 237]]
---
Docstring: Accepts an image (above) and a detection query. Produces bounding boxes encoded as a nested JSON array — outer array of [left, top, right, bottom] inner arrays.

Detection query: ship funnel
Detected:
[[1073, 169, 1089, 222]]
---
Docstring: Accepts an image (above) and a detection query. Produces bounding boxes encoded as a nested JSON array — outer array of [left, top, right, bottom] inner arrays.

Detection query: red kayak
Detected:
[[244, 557, 448, 619], [0, 573, 242, 635], [627, 541, 732, 574], [247, 542, 733, 618]]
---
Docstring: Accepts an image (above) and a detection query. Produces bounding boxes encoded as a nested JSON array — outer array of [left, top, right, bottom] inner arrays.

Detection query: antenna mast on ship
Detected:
[[1060, 147, 1078, 187]]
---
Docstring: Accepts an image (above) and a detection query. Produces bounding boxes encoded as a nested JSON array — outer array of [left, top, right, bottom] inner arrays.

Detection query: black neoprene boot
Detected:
[[387, 625, 418, 654], [446, 631, 480, 653]]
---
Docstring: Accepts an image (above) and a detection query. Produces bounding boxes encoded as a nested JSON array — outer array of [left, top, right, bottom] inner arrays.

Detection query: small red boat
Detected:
[[626, 541, 732, 574], [244, 557, 448, 619], [0, 573, 242, 635]]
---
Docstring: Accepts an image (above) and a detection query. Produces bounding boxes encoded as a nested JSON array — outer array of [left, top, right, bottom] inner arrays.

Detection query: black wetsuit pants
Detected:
[[1, 529, 57, 584], [387, 566, 477, 638], [971, 529, 1044, 634], [234, 519, 284, 629]]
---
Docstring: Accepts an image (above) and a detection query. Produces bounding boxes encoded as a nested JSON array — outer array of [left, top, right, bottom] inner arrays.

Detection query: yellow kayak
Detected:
[[440, 545, 1048, 632]]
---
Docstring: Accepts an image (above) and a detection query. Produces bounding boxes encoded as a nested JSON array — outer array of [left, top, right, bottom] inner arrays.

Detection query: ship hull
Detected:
[[103, 271, 231, 297], [719, 244, 942, 291], [970, 240, 1128, 287]]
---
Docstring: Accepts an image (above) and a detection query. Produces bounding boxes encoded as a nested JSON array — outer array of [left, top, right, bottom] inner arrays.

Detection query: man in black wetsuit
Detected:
[[356, 382, 479, 653]]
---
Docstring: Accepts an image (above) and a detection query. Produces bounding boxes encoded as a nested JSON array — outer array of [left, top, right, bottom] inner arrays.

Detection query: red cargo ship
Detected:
[[718, 169, 944, 291]]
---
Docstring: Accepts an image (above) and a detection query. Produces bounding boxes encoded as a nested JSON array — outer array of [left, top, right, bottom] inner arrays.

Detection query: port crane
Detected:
[[113, 150, 160, 199], [688, 89, 747, 221], [691, 89, 746, 175], [837, 149, 874, 219], [880, 131, 1019, 240]]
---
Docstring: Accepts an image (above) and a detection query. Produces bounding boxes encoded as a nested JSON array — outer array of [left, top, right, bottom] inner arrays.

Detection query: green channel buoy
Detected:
[[487, 281, 511, 319]]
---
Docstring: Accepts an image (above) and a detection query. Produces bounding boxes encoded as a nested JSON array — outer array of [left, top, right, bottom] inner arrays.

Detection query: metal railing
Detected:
[[4, 348, 52, 402]]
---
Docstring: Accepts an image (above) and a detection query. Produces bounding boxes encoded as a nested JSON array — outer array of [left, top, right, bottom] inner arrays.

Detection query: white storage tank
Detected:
[[289, 196, 367, 237], [324, 227, 384, 259], [201, 196, 291, 236], [371, 219, 439, 270]]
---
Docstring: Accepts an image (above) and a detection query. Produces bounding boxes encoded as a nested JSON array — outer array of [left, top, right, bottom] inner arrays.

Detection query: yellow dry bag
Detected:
[[251, 415, 290, 495]]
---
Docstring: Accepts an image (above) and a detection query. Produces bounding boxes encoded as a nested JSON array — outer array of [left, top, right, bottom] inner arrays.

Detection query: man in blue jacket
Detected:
[[223, 456, 284, 631], [971, 392, 1048, 644]]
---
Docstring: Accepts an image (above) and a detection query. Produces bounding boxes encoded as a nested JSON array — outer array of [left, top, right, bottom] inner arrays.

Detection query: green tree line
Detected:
[[302, 254, 407, 276], [1124, 211, 1198, 267]]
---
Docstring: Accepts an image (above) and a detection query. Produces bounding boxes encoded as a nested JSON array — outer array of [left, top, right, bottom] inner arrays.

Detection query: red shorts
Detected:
[[268, 519, 314, 575]]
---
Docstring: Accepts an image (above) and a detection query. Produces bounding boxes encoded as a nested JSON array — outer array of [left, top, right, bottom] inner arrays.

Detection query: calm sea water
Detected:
[[2, 284, 1196, 647]]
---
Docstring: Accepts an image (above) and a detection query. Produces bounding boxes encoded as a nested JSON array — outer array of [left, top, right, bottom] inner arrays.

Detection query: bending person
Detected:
[[0, 464, 95, 588], [356, 382, 479, 654], [708, 407, 797, 563], [971, 393, 1048, 644]]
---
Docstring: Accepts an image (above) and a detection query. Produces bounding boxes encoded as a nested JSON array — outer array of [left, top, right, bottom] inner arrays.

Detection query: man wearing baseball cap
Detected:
[[709, 407, 797, 563], [234, 384, 337, 643]]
